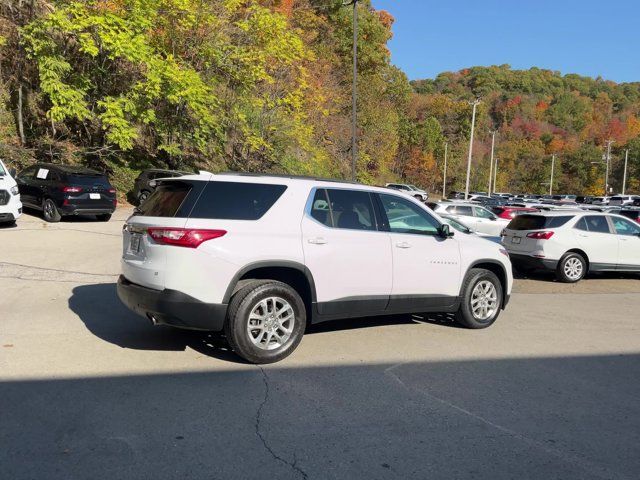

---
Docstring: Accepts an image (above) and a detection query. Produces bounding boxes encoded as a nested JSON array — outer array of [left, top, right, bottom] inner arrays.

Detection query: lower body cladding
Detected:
[[117, 276, 511, 332], [509, 253, 559, 271]]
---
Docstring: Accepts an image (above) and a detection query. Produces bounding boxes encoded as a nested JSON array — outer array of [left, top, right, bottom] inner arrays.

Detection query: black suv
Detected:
[[16, 163, 116, 222], [132, 169, 190, 204]]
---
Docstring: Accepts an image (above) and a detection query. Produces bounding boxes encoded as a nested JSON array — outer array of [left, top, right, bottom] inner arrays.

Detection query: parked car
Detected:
[[502, 211, 640, 282], [632, 198, 640, 207], [117, 173, 513, 363], [385, 183, 429, 202], [16, 163, 116, 222], [0, 159, 22, 225], [448, 191, 466, 200], [618, 209, 640, 224], [591, 196, 610, 205], [439, 213, 501, 243], [575, 195, 594, 204], [608, 195, 635, 206], [432, 202, 510, 236], [133, 169, 191, 204], [491, 206, 539, 220], [469, 195, 506, 207]]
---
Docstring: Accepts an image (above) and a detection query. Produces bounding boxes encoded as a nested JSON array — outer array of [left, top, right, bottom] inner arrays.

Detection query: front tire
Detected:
[[42, 198, 61, 223], [556, 252, 586, 283], [455, 268, 503, 329], [224, 280, 307, 364]]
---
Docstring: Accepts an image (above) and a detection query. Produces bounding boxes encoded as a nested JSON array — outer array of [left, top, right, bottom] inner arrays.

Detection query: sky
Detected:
[[370, 0, 639, 83]]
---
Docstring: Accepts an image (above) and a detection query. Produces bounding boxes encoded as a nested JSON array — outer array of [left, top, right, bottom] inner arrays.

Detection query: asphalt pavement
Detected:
[[1, 208, 639, 480]]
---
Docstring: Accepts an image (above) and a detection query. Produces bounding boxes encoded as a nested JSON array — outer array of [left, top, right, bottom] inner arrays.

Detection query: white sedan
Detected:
[[432, 202, 510, 236]]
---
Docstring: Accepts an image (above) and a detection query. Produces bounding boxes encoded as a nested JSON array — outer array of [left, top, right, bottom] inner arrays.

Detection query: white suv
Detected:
[[385, 183, 428, 202], [502, 211, 640, 282], [117, 173, 513, 363], [0, 159, 22, 225]]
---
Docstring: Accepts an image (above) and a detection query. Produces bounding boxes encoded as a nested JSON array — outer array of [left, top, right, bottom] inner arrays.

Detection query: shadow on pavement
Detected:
[[68, 283, 241, 363], [69, 283, 464, 361], [1, 354, 639, 480]]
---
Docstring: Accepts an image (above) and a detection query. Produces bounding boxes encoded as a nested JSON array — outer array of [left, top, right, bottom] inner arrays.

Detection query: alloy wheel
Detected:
[[247, 297, 295, 351], [471, 280, 498, 321]]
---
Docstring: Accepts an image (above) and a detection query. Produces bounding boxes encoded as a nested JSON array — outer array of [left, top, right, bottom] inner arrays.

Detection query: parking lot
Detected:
[[2, 208, 640, 480]]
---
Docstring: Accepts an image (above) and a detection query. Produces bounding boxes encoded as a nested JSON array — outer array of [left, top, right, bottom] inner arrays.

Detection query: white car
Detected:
[[432, 202, 510, 236], [117, 173, 513, 363], [502, 211, 640, 282], [385, 183, 428, 202], [0, 159, 22, 225], [608, 195, 636, 206]]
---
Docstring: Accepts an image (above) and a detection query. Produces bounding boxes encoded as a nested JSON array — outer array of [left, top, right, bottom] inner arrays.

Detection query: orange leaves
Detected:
[[275, 0, 295, 18], [377, 10, 395, 30]]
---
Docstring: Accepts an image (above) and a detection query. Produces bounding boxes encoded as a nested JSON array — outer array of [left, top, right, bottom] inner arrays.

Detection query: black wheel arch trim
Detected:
[[222, 260, 317, 305], [461, 259, 509, 308]]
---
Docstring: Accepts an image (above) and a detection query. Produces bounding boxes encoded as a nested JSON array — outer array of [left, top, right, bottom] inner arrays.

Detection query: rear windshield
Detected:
[[67, 174, 110, 186], [508, 214, 574, 230], [138, 181, 192, 217], [189, 181, 286, 220]]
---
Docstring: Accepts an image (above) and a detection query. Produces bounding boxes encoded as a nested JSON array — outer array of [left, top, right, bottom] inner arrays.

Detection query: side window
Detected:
[[454, 205, 474, 216], [475, 207, 495, 219], [309, 189, 332, 227], [611, 217, 640, 236], [574, 217, 589, 231], [19, 166, 37, 180], [379, 193, 439, 235], [585, 215, 611, 234], [326, 189, 376, 231]]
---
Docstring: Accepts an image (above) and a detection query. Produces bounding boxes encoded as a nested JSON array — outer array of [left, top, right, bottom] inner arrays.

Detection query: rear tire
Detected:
[[224, 280, 307, 364], [42, 198, 61, 223], [455, 268, 503, 329], [556, 252, 586, 283], [97, 213, 112, 222]]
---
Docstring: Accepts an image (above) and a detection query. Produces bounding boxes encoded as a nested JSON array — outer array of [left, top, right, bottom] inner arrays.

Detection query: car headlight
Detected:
[[10, 186, 19, 196]]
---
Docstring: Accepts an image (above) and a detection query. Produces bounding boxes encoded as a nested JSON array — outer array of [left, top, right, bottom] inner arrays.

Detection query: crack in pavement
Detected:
[[0, 261, 118, 284], [1, 227, 121, 237], [255, 366, 308, 480]]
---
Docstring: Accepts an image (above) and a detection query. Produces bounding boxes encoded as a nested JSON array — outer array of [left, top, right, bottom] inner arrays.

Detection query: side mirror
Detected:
[[438, 224, 454, 238]]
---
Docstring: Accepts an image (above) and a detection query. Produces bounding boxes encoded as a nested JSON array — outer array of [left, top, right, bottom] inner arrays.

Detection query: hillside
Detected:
[[410, 66, 640, 194]]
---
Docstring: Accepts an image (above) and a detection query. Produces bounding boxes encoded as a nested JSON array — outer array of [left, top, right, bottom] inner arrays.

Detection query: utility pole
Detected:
[[549, 154, 556, 196], [622, 149, 629, 195], [604, 139, 613, 196], [442, 142, 448, 199], [488, 130, 496, 196], [351, 0, 358, 181], [464, 99, 480, 199]]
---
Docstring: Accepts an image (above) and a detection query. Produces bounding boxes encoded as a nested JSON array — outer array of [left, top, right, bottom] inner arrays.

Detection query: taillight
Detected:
[[526, 231, 554, 240], [63, 186, 82, 193], [108, 188, 116, 194], [147, 228, 226, 248]]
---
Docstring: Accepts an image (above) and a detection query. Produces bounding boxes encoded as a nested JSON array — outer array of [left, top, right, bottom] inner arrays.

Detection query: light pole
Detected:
[[488, 130, 496, 196], [604, 139, 613, 196], [549, 154, 556, 196], [464, 99, 480, 199], [343, 0, 358, 181], [442, 141, 448, 199], [493, 157, 498, 194], [622, 149, 629, 195]]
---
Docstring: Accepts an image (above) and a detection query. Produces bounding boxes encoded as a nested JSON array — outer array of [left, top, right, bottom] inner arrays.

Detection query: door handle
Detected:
[[308, 237, 327, 245], [620, 238, 628, 242], [578, 233, 589, 237], [396, 241, 412, 249]]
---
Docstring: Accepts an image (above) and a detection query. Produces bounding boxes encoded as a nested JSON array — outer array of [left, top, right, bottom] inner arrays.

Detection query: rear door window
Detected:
[[189, 181, 287, 220], [325, 189, 376, 231], [309, 189, 332, 227], [585, 215, 611, 233], [474, 206, 495, 219]]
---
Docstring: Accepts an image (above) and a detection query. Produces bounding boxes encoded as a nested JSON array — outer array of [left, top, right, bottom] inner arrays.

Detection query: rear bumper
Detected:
[[60, 204, 115, 216], [509, 253, 558, 271], [117, 275, 227, 331]]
